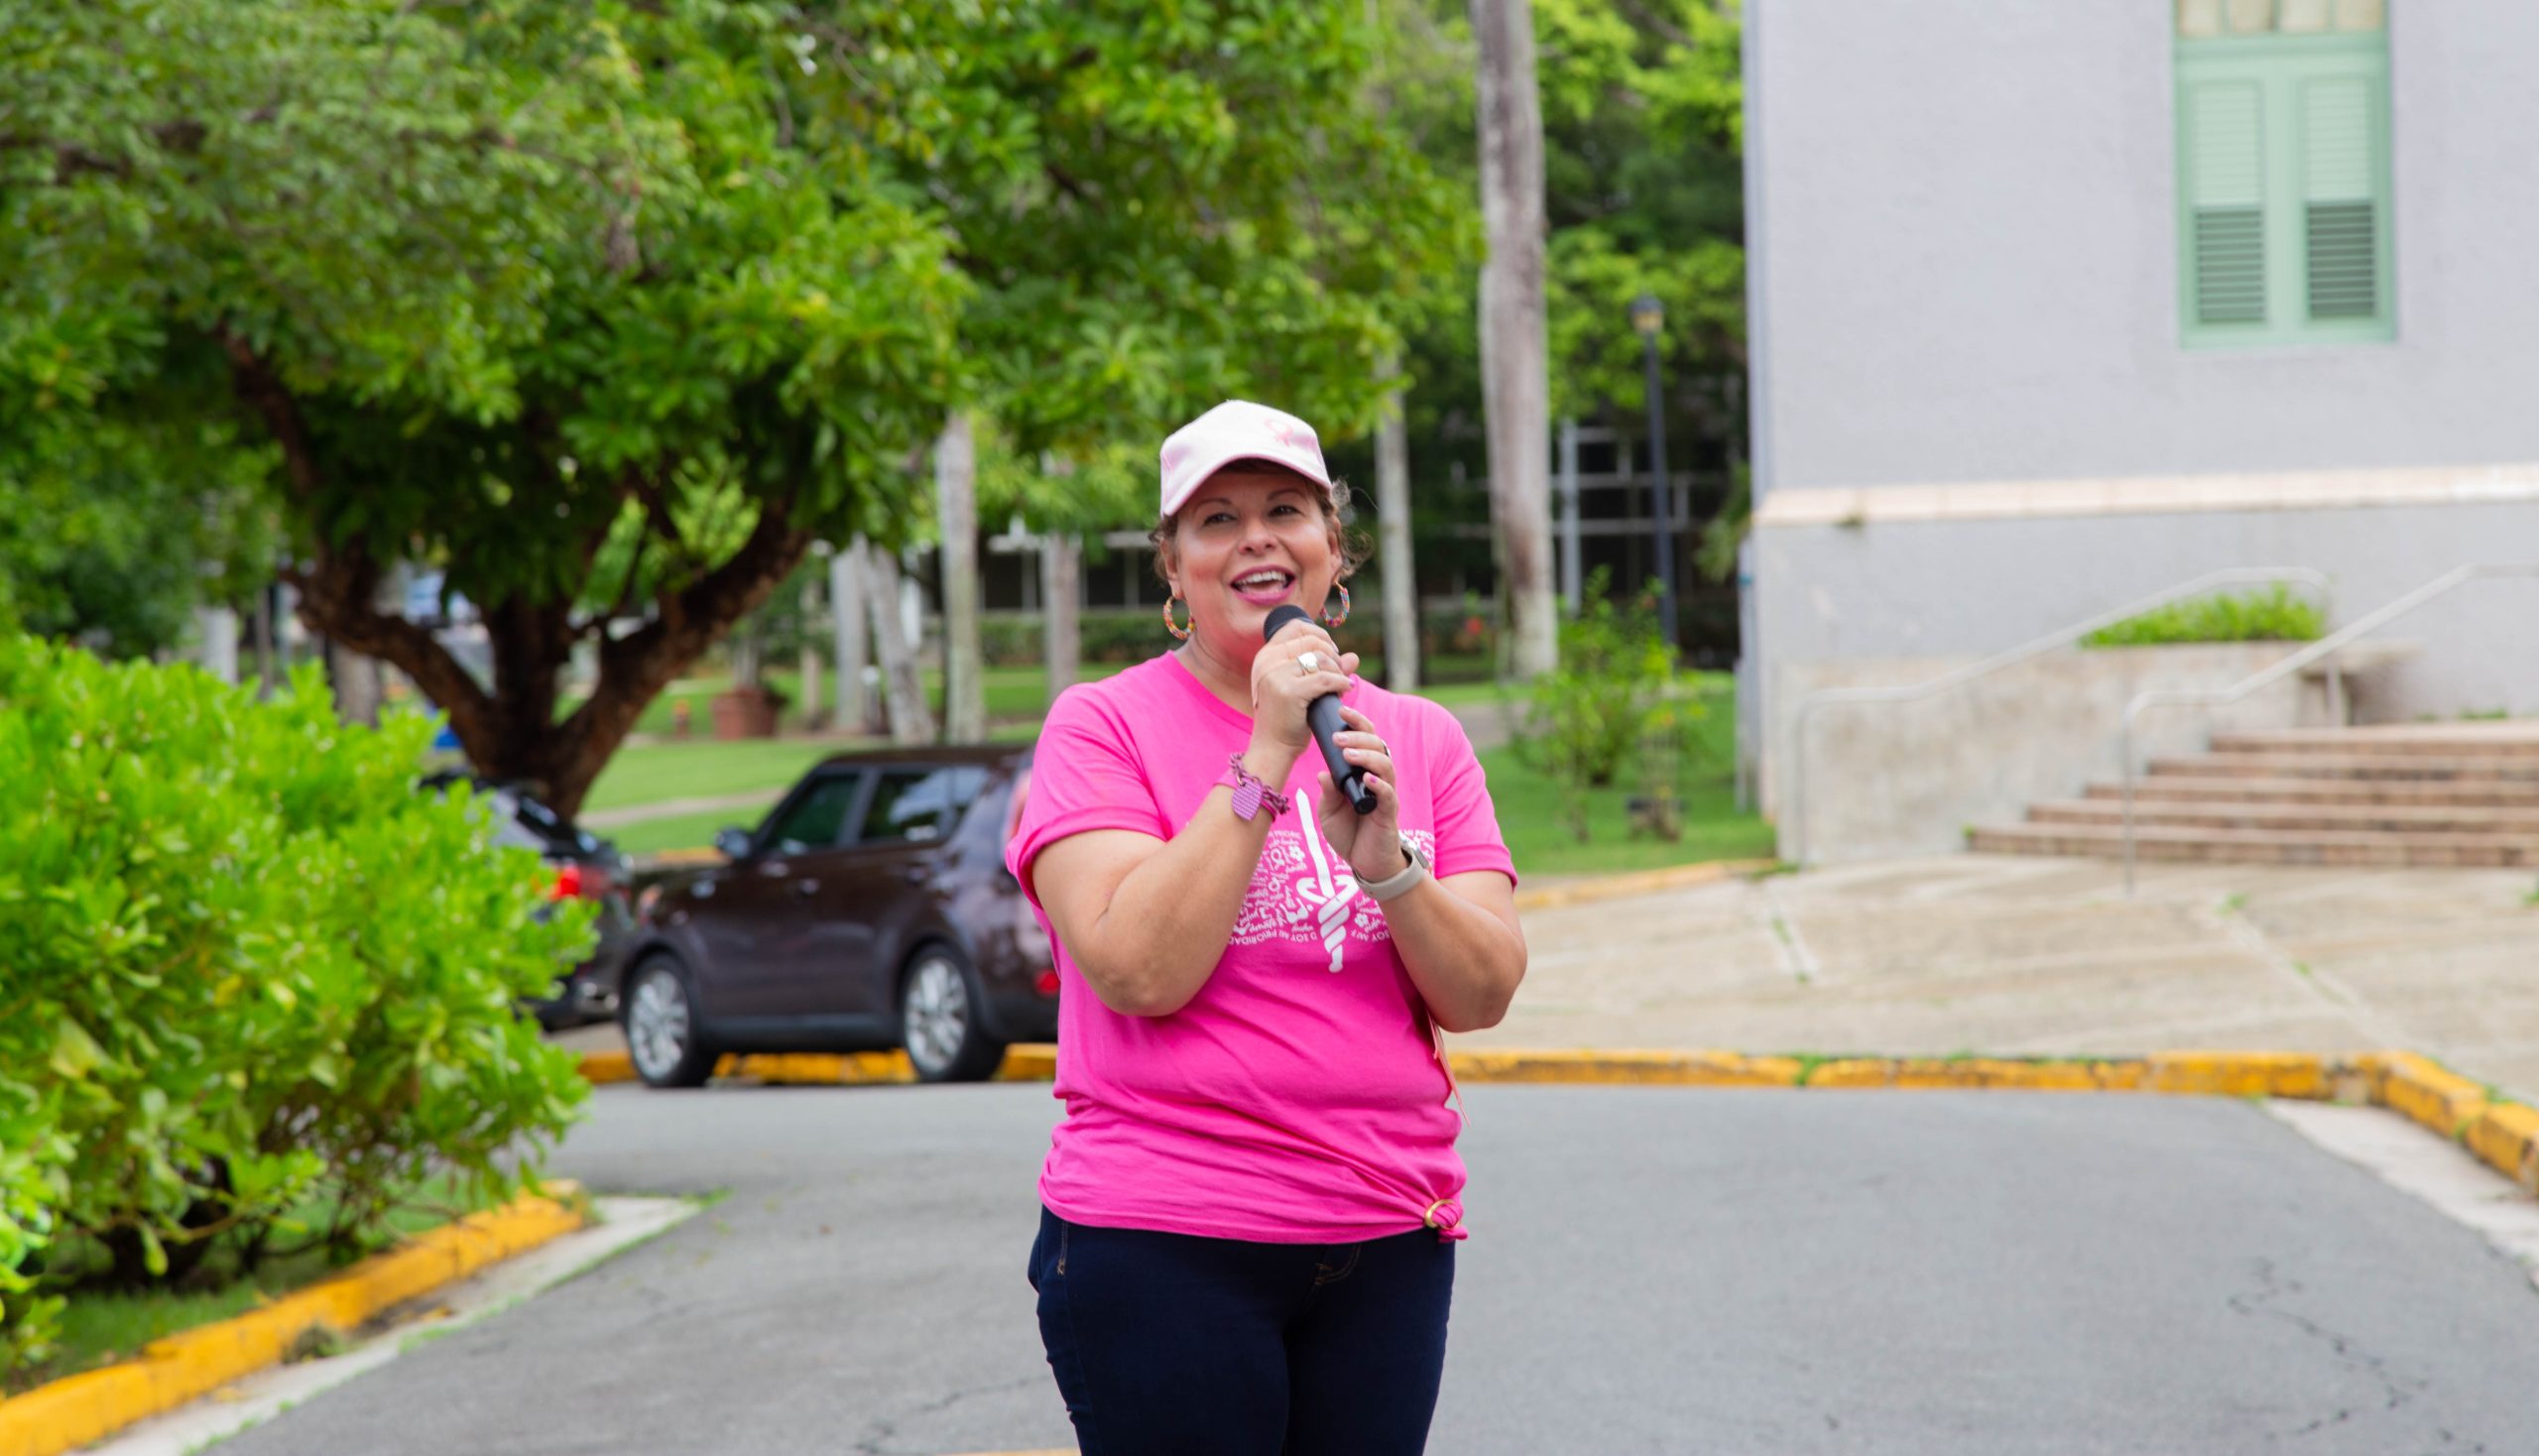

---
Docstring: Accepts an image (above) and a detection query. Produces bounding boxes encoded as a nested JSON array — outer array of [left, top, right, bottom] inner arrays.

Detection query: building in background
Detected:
[[1742, 0, 2539, 859]]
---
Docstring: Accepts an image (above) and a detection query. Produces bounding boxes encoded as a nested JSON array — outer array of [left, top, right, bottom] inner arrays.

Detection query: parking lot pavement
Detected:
[[1470, 854, 2539, 1102], [199, 1082, 2539, 1456]]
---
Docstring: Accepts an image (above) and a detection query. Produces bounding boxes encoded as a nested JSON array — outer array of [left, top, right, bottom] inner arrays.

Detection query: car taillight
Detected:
[[1035, 970, 1060, 997], [546, 862, 612, 902]]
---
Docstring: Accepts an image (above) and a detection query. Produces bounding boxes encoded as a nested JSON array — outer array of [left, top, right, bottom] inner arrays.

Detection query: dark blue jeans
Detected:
[[1027, 1207, 1456, 1455]]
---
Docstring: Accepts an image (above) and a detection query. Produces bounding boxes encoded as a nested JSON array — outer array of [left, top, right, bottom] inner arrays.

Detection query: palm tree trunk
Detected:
[[934, 413, 987, 743], [865, 545, 935, 745], [1470, 0, 1558, 679]]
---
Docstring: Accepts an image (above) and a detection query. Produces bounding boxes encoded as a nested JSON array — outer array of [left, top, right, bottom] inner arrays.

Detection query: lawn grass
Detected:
[[611, 803, 779, 857], [594, 669, 1769, 878], [582, 738, 849, 815], [10, 1170, 506, 1395], [1479, 677, 1769, 878]]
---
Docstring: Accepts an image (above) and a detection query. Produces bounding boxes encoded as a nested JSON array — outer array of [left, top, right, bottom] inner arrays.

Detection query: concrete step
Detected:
[[2145, 753, 2539, 783], [1968, 822, 2539, 868], [2029, 798, 2539, 835], [2211, 723, 2539, 758], [2082, 777, 2539, 808]]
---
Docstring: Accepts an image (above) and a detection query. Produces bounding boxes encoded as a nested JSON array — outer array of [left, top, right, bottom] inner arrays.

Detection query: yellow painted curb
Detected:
[[2145, 1050, 2334, 1100], [0, 1185, 589, 1456], [578, 1046, 1057, 1088], [574, 1042, 2539, 1195], [2464, 1102, 2539, 1195], [2366, 1050, 2492, 1139], [1511, 858, 1777, 912], [1805, 1057, 2151, 1091], [1448, 1048, 1803, 1086]]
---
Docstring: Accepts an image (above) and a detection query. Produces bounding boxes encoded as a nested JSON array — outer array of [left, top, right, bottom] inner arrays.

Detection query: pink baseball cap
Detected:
[[1157, 400, 1335, 518]]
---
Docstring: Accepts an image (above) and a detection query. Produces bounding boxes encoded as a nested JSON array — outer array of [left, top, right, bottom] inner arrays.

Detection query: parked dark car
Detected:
[[423, 772, 637, 1030], [618, 745, 1056, 1087]]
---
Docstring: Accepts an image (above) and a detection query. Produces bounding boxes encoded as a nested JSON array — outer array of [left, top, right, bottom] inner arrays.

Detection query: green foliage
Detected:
[[1518, 570, 1685, 838], [1, 1, 1471, 809], [0, 638, 589, 1377], [2081, 586, 2327, 648]]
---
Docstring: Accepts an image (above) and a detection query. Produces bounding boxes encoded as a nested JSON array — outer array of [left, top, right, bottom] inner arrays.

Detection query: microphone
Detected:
[[1264, 604, 1377, 815]]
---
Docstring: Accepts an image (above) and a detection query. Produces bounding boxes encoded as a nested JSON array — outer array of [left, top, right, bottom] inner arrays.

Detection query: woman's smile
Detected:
[[1228, 566, 1297, 606]]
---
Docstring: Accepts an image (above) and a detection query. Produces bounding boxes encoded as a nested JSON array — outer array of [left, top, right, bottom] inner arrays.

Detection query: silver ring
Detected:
[[1297, 652, 1320, 675]]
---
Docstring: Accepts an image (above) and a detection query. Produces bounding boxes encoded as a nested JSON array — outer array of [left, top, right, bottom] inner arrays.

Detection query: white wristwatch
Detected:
[[1360, 834, 1429, 903]]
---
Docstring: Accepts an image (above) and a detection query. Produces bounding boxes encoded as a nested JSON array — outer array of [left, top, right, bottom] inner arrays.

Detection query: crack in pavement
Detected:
[[2227, 1257, 2488, 1453], [852, 1373, 1049, 1456]]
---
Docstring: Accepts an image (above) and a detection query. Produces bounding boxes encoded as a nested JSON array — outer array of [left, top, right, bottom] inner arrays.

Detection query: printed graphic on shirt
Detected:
[[1229, 814, 1440, 973]]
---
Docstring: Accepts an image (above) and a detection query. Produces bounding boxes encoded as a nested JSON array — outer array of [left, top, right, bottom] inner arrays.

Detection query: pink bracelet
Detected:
[[1218, 754, 1292, 821]]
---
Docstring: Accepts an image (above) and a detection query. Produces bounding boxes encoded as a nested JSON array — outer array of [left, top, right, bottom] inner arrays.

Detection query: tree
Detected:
[[826, 1, 1472, 714], [1471, 0, 1559, 679], [0, 325, 276, 657], [1346, 0, 1749, 658], [2, 2, 1466, 815]]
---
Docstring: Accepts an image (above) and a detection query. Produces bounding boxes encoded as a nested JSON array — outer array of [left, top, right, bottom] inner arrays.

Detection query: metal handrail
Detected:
[[2118, 562, 2539, 893], [1786, 567, 2336, 865]]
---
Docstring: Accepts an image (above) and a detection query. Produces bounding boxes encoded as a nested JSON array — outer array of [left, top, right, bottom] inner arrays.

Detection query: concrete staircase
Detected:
[[1971, 722, 2539, 867]]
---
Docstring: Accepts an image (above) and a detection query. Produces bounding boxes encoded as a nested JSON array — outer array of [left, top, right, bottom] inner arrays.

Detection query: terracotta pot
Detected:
[[711, 685, 779, 741]]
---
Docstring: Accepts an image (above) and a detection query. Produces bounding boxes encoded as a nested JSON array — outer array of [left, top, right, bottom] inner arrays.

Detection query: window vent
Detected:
[[2302, 75, 2379, 320], [2188, 83, 2267, 326]]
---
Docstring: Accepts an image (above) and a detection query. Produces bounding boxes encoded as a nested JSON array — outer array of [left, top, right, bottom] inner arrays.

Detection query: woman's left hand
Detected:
[[1317, 705, 1408, 885]]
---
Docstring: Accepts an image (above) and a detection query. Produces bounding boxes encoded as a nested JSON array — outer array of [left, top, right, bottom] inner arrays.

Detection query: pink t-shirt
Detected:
[[1008, 652, 1517, 1244]]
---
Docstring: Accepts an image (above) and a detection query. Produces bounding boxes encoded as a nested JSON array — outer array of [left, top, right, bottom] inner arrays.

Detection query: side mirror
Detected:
[[713, 827, 753, 861]]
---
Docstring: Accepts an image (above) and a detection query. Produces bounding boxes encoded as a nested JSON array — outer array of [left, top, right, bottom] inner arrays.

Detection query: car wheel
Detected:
[[622, 955, 717, 1089], [901, 946, 1005, 1083]]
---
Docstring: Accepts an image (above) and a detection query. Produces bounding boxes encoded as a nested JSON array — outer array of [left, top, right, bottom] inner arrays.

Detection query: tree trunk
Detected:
[[865, 545, 936, 745], [325, 637, 384, 725], [830, 539, 875, 733], [1470, 0, 1558, 680], [195, 606, 240, 684], [251, 580, 278, 699], [934, 413, 987, 743], [1042, 531, 1082, 707], [796, 569, 826, 732], [1375, 362, 1419, 692], [230, 330, 814, 820]]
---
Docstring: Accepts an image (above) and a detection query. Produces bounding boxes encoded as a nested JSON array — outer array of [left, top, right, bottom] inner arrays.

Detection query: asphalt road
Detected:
[[209, 1084, 2539, 1456]]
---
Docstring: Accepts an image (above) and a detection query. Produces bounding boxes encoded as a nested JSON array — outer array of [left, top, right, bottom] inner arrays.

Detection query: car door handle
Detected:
[[902, 866, 927, 885], [792, 878, 819, 898]]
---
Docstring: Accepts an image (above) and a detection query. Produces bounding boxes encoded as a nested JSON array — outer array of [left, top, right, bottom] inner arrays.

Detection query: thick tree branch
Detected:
[[280, 549, 496, 745], [219, 330, 324, 500]]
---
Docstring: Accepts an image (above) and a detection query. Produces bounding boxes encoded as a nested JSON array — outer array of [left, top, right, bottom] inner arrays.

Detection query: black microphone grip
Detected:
[[1263, 605, 1378, 815]]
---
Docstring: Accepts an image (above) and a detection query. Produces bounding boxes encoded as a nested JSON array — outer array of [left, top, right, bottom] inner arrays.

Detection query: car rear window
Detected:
[[859, 766, 989, 845]]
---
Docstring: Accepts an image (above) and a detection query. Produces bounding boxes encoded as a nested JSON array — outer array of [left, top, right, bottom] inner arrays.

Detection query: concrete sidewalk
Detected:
[[1460, 853, 2539, 1103]]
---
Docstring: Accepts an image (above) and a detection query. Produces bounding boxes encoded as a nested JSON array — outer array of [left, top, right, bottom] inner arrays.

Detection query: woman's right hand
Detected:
[[1248, 621, 1358, 766]]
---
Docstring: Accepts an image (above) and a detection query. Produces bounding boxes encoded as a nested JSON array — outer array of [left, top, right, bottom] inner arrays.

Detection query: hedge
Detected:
[[0, 638, 590, 1375]]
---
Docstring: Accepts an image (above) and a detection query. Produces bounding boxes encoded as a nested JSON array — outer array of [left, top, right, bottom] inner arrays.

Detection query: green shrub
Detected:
[[2082, 585, 2326, 648], [0, 638, 590, 1377], [1516, 570, 1684, 839]]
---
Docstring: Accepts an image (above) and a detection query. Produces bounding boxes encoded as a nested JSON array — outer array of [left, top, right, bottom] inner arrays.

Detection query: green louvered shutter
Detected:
[[2176, 31, 2392, 347], [2300, 74, 2381, 321], [2183, 81, 2268, 327]]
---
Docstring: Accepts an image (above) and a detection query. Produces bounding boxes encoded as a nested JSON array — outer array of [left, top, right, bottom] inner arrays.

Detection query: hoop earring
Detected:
[[1163, 594, 1192, 642], [1321, 582, 1351, 629]]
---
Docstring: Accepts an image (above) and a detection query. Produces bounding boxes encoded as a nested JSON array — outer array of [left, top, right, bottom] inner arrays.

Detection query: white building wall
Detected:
[[1750, 0, 2539, 491], [1741, 1, 2539, 850]]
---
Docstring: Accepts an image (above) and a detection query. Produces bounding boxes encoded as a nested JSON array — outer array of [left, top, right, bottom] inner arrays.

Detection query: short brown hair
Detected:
[[1149, 467, 1374, 591]]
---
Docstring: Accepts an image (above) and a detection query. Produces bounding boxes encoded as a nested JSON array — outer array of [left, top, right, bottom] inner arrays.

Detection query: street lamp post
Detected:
[[1628, 293, 1676, 647]]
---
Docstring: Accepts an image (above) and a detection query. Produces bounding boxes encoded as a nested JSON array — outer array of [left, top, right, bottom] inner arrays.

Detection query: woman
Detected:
[[1008, 399, 1528, 1454]]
